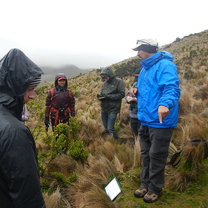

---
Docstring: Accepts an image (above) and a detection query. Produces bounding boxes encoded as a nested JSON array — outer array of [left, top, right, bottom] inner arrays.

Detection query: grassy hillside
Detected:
[[26, 30, 208, 208]]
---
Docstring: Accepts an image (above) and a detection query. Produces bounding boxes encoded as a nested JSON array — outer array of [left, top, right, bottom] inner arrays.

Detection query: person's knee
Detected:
[[149, 150, 168, 160]]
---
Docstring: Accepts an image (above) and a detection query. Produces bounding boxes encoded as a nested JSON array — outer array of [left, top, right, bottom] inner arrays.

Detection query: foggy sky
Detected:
[[0, 0, 207, 69]]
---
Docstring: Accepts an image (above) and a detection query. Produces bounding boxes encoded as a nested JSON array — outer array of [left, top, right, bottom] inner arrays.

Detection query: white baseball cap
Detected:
[[133, 39, 158, 51]]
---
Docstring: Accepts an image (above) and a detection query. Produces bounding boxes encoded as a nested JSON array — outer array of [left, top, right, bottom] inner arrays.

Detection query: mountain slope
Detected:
[[27, 29, 208, 208]]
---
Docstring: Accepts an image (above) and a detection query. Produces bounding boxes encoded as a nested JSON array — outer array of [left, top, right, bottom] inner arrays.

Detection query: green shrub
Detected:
[[68, 116, 81, 140], [51, 134, 68, 157], [49, 172, 77, 188], [43, 133, 53, 145], [50, 123, 70, 157], [38, 152, 51, 176], [41, 179, 51, 192], [54, 123, 70, 136], [68, 172, 77, 183], [50, 172, 69, 188], [68, 140, 88, 162]]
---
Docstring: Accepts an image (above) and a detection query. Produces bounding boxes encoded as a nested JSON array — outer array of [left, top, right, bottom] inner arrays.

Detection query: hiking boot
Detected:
[[101, 130, 110, 137], [143, 191, 160, 203], [134, 187, 148, 198]]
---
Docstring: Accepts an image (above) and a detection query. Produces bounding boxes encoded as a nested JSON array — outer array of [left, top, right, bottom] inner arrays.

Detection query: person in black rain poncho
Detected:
[[0, 49, 45, 208]]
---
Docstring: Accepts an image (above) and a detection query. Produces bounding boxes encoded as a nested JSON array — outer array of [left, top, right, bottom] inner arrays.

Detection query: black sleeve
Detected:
[[0, 125, 45, 208]]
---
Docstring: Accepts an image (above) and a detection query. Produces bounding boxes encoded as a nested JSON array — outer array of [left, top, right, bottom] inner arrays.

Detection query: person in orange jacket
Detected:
[[44, 73, 75, 131]]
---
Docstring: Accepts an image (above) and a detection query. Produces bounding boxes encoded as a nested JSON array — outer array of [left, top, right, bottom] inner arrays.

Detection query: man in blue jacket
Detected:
[[131, 39, 180, 203]]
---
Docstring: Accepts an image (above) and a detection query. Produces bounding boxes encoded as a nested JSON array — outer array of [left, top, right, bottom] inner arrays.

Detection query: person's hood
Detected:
[[100, 67, 115, 79], [0, 48, 43, 119], [0, 48, 43, 97], [140, 51, 174, 70], [54, 73, 68, 88], [133, 68, 141, 82]]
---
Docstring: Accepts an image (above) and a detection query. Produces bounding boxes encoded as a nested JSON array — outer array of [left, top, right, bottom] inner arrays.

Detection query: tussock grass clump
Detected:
[[166, 141, 206, 192], [44, 188, 62, 208], [193, 83, 208, 100], [70, 155, 116, 208], [179, 87, 193, 115], [87, 154, 116, 184], [177, 114, 208, 145], [93, 140, 135, 171], [47, 154, 77, 175], [119, 103, 130, 127], [113, 144, 134, 171], [73, 179, 115, 208], [95, 140, 118, 161], [78, 115, 103, 145]]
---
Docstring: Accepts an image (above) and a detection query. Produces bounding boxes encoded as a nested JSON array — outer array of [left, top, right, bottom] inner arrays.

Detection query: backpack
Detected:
[[48, 88, 73, 126]]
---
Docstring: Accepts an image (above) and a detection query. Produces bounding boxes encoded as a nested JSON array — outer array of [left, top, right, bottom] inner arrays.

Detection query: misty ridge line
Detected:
[[41, 64, 91, 82]]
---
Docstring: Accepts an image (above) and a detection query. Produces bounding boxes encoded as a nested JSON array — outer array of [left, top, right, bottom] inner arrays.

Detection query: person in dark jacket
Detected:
[[126, 68, 141, 138], [97, 67, 125, 139], [44, 73, 75, 131], [0, 49, 45, 208], [131, 39, 180, 203]]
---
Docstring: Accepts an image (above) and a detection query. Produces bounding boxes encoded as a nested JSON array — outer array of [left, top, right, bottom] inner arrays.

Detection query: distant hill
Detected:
[[41, 64, 91, 82]]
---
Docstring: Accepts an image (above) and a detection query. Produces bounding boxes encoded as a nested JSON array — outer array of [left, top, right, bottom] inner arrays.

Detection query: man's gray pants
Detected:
[[139, 126, 173, 195]]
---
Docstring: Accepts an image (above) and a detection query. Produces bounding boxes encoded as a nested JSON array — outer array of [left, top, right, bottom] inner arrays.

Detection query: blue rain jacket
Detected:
[[136, 51, 180, 128]]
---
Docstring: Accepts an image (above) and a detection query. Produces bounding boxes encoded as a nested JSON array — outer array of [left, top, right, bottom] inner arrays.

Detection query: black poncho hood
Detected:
[[0, 48, 43, 120], [0, 48, 43, 97]]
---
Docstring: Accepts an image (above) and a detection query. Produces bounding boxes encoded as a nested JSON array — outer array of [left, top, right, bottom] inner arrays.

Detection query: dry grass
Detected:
[[168, 142, 178, 158], [78, 115, 103, 145], [87, 154, 115, 184], [114, 155, 124, 172], [44, 188, 63, 208], [166, 141, 206, 192], [119, 102, 130, 127], [70, 154, 116, 208], [178, 114, 208, 145], [178, 86, 193, 116], [95, 140, 118, 161], [92, 139, 135, 171], [73, 181, 115, 208], [133, 137, 141, 168], [47, 155, 77, 176]]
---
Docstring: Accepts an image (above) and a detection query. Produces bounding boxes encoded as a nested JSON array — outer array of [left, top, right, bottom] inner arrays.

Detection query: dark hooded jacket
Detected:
[[99, 68, 125, 113], [45, 73, 75, 126], [0, 49, 45, 208], [126, 68, 141, 119]]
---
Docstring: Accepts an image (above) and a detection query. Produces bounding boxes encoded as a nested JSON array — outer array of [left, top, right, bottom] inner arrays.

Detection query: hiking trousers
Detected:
[[139, 126, 173, 195], [130, 117, 141, 138], [101, 112, 119, 139]]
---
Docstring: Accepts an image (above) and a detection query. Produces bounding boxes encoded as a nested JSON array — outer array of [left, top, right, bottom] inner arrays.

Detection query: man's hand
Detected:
[[158, 105, 169, 123], [126, 96, 137, 102], [97, 93, 109, 100], [130, 87, 137, 96]]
